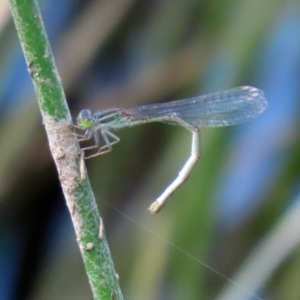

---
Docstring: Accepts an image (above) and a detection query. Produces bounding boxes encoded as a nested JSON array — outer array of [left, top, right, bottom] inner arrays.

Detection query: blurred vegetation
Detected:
[[1, 0, 300, 300]]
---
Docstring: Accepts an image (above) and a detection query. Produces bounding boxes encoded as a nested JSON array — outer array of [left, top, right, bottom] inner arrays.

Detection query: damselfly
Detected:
[[75, 86, 267, 213]]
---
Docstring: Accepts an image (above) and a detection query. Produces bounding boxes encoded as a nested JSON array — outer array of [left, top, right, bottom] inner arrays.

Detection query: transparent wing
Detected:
[[124, 86, 267, 128]]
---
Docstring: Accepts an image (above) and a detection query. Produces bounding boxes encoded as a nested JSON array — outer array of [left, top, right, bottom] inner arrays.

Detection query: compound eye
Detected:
[[79, 109, 91, 120]]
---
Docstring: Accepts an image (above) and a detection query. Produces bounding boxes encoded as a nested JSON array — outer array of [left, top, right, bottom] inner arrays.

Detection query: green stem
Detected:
[[9, 0, 123, 299]]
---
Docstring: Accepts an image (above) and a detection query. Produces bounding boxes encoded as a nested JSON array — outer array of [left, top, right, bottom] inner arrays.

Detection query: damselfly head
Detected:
[[77, 109, 94, 129]]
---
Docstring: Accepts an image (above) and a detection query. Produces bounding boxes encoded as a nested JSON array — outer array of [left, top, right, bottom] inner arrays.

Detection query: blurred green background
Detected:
[[1, 0, 300, 299]]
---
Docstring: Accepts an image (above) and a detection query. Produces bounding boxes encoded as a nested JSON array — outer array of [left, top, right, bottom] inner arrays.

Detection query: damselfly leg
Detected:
[[75, 126, 120, 158]]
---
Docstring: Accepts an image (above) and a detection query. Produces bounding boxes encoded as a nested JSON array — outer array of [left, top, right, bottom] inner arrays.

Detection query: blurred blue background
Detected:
[[1, 0, 300, 299]]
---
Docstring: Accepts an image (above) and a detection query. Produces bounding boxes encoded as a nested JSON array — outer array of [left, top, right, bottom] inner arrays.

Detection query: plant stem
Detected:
[[8, 0, 123, 299]]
